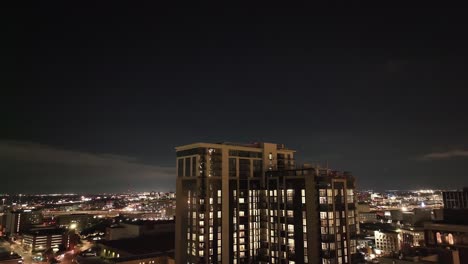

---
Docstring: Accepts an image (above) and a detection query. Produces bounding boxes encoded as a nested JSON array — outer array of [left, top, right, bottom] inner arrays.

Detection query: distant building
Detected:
[[22, 227, 66, 252], [383, 210, 403, 222], [106, 220, 175, 241], [175, 142, 359, 264], [5, 209, 43, 235], [56, 214, 93, 231], [356, 203, 371, 213], [374, 230, 400, 254], [98, 232, 174, 264], [401, 208, 432, 227], [399, 227, 425, 248], [358, 212, 377, 223]]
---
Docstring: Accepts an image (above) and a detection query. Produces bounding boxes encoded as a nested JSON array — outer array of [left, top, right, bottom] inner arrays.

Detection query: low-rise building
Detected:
[[22, 227, 66, 252], [358, 212, 377, 223], [399, 227, 425, 248], [106, 220, 174, 241], [56, 214, 93, 231], [402, 208, 432, 227], [374, 230, 400, 254], [98, 232, 174, 264]]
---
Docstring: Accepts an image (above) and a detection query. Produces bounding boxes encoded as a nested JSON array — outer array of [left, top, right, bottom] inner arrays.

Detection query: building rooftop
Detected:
[[23, 227, 65, 236], [175, 142, 295, 152], [98, 232, 174, 255], [122, 219, 174, 226]]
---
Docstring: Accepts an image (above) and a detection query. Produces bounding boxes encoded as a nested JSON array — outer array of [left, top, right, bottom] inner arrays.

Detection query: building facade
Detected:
[[22, 227, 66, 252], [264, 168, 358, 264], [374, 230, 400, 254], [175, 142, 358, 264], [5, 210, 43, 235], [443, 188, 468, 209], [424, 188, 468, 263]]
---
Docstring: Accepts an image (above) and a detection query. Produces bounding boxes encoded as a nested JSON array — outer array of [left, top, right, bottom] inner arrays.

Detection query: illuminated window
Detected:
[[448, 233, 454, 245], [320, 212, 327, 219]]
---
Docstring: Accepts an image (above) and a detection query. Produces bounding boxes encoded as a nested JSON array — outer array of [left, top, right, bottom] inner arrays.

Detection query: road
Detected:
[[1, 239, 35, 264], [0, 239, 88, 264]]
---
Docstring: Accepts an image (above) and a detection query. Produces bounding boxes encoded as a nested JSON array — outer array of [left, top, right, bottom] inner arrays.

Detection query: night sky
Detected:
[[2, 3, 468, 193]]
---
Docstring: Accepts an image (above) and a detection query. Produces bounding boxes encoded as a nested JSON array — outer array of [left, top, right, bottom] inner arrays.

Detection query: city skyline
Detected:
[[3, 3, 468, 193]]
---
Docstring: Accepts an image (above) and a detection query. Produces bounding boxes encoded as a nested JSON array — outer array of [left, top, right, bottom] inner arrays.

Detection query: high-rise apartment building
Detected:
[[175, 142, 358, 264], [264, 167, 358, 264]]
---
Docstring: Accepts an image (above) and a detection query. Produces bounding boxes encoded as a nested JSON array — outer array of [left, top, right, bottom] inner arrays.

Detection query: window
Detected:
[[448, 233, 454, 245], [177, 159, 184, 177], [239, 159, 251, 178], [287, 189, 294, 202], [229, 158, 237, 177], [185, 158, 191, 177], [319, 189, 326, 196], [320, 212, 327, 219], [253, 160, 263, 177], [192, 157, 197, 176]]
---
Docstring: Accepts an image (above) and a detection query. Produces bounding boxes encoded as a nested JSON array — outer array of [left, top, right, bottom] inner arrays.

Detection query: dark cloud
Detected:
[[420, 150, 468, 160], [0, 141, 175, 194]]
